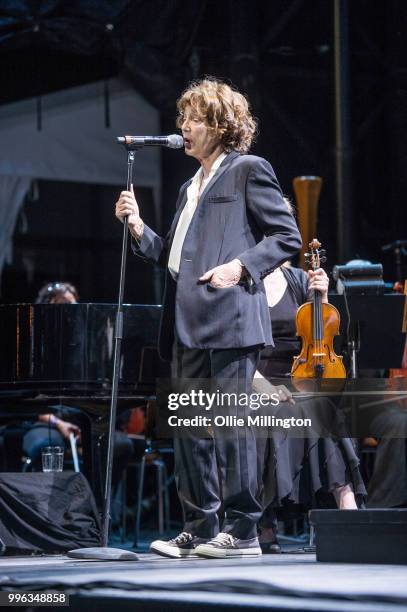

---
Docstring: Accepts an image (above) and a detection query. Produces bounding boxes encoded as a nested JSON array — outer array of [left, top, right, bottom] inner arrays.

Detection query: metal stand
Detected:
[[334, 0, 353, 262], [381, 239, 407, 284], [348, 323, 360, 380], [68, 148, 139, 561]]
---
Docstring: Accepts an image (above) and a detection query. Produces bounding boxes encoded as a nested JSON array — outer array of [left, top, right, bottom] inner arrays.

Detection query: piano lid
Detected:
[[0, 303, 164, 396]]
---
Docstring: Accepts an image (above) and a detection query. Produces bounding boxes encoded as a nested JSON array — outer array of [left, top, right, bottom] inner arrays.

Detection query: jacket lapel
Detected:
[[167, 180, 191, 252], [199, 150, 240, 202], [170, 181, 190, 230], [167, 150, 240, 254]]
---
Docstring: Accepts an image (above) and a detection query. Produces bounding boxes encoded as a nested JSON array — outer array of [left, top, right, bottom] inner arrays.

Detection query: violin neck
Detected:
[[313, 289, 323, 341]]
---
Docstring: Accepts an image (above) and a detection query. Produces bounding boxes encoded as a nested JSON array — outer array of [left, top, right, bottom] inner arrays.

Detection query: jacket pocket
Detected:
[[207, 194, 238, 203], [206, 283, 238, 292]]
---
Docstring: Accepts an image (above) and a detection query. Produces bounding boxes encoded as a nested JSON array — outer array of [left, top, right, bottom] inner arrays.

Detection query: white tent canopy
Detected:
[[0, 77, 161, 187], [0, 78, 161, 277]]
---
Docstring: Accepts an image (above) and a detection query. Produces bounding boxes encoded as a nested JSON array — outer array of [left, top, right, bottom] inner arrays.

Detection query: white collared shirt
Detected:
[[168, 151, 227, 280]]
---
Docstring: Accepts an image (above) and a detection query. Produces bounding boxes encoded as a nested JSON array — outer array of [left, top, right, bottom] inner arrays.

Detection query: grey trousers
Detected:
[[171, 338, 262, 539]]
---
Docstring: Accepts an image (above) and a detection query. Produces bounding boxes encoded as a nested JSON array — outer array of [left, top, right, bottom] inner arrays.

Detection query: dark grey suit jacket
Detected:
[[134, 151, 302, 360]]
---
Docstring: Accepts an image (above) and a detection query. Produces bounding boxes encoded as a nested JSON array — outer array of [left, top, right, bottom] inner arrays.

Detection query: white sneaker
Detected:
[[150, 532, 209, 558], [195, 532, 262, 558]]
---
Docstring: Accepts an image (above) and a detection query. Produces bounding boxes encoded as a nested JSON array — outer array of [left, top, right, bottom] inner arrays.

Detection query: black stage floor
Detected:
[[1, 545, 407, 612]]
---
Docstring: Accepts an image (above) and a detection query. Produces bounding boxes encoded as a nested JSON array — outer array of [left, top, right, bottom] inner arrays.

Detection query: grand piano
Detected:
[[0, 303, 167, 502], [1, 294, 405, 503]]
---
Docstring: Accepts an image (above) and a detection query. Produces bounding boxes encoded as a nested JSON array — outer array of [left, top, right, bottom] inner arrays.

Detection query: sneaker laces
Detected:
[[171, 532, 193, 545], [210, 532, 236, 547]]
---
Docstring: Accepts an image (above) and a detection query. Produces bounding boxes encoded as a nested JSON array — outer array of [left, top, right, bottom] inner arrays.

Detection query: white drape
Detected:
[[0, 175, 31, 278], [0, 78, 161, 282], [0, 78, 160, 190]]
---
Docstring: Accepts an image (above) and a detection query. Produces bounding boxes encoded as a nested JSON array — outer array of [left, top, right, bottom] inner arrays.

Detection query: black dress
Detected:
[[257, 267, 366, 524]]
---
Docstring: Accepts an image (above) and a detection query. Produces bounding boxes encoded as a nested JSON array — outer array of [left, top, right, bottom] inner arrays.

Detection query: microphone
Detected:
[[116, 134, 184, 149]]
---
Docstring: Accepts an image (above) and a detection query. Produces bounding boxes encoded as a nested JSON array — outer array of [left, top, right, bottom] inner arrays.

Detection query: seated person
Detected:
[[255, 261, 366, 552], [35, 281, 78, 304], [1, 282, 134, 485], [23, 413, 79, 468]]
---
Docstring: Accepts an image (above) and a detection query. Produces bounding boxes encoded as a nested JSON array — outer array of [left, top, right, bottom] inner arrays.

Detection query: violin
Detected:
[[291, 239, 346, 379]]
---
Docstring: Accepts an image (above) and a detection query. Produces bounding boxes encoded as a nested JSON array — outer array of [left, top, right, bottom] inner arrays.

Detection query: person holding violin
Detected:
[[255, 260, 366, 553]]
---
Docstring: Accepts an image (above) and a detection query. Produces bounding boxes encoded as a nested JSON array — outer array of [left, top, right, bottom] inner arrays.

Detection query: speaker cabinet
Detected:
[[309, 509, 407, 564]]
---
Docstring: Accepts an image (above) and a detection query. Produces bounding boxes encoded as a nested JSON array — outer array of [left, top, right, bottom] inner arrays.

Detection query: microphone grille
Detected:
[[167, 134, 184, 149]]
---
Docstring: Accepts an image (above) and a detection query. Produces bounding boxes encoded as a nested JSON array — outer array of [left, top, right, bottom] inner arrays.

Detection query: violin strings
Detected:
[[312, 258, 323, 373]]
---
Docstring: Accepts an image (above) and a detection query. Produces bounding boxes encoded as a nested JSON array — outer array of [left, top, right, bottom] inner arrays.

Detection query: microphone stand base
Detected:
[[67, 547, 139, 561]]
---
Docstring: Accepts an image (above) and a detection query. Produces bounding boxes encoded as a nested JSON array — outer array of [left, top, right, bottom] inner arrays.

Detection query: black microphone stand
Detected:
[[68, 146, 140, 560]]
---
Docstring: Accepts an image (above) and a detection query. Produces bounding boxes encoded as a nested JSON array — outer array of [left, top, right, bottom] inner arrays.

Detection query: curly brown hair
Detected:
[[176, 78, 257, 154]]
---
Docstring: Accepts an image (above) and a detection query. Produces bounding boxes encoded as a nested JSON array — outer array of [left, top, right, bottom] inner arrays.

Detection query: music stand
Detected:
[[329, 293, 406, 373], [327, 292, 406, 453]]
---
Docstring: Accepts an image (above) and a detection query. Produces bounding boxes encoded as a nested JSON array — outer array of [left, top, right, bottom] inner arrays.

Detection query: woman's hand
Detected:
[[252, 375, 295, 405], [115, 185, 144, 239], [55, 419, 81, 441], [199, 259, 244, 288], [308, 268, 329, 303], [275, 384, 295, 405]]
